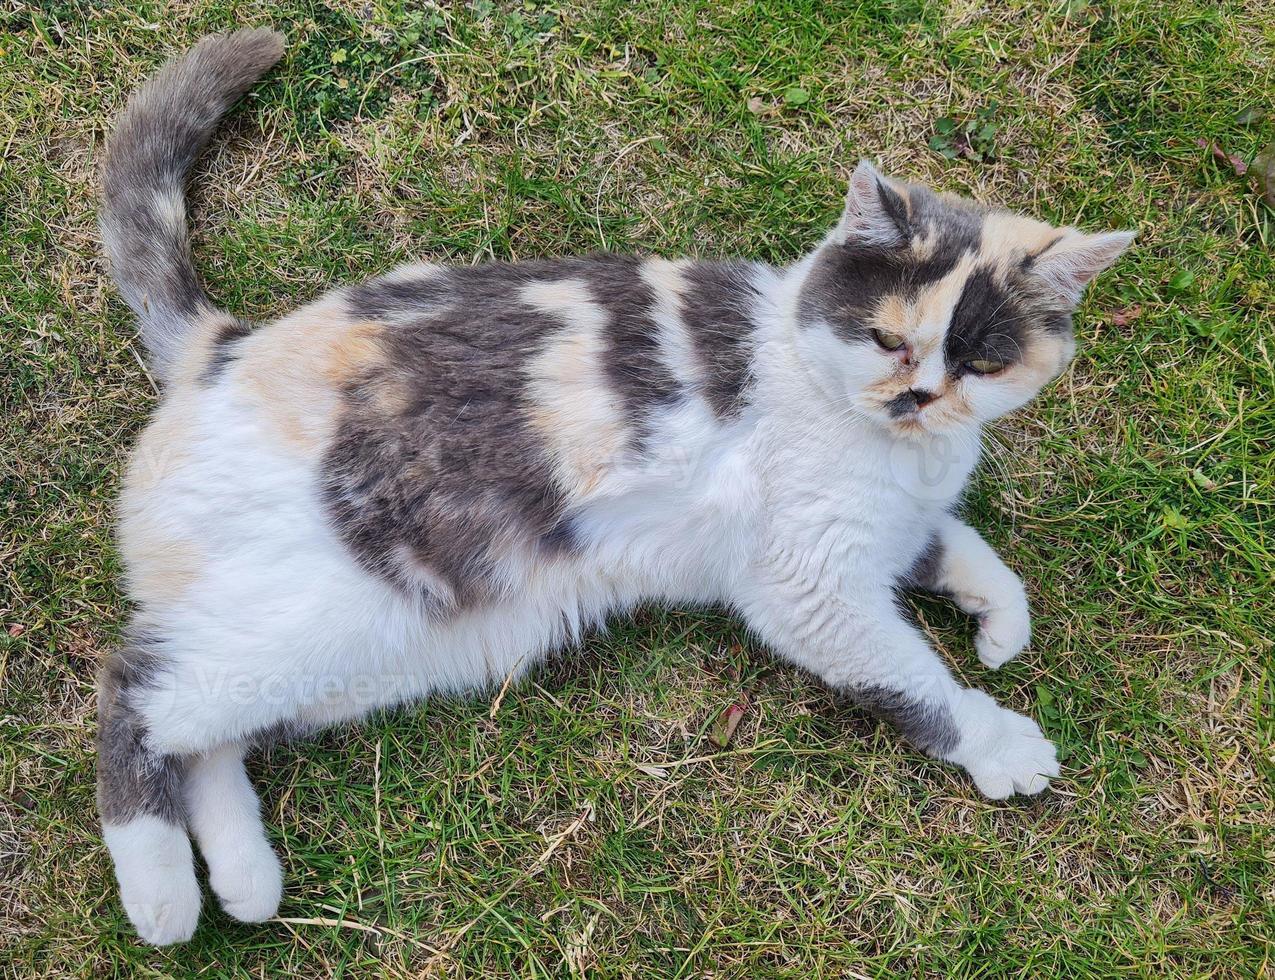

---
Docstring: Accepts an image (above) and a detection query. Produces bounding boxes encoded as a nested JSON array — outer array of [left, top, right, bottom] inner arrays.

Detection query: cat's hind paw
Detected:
[[207, 834, 283, 923], [104, 816, 202, 945]]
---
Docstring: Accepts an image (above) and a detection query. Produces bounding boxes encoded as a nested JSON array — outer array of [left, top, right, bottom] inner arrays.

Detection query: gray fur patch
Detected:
[[899, 532, 945, 591], [944, 266, 1031, 372], [96, 636, 186, 826], [851, 684, 960, 756], [100, 28, 284, 385], [885, 389, 926, 418], [680, 261, 762, 417], [798, 184, 983, 341], [587, 259, 681, 439], [326, 259, 586, 608], [345, 273, 454, 320]]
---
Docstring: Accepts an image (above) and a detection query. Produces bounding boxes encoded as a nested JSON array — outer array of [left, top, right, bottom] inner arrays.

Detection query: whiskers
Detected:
[[976, 419, 1030, 531]]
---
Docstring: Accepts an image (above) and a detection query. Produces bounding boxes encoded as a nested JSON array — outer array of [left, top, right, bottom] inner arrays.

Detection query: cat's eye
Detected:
[[872, 329, 906, 351], [965, 358, 1006, 375]]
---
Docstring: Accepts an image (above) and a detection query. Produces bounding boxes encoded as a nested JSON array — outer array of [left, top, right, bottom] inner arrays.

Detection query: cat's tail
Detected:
[[100, 28, 284, 385]]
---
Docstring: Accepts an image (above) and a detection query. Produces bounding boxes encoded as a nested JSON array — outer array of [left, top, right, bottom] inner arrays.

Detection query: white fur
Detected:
[[186, 744, 282, 922], [102, 816, 201, 945], [932, 514, 1032, 668]]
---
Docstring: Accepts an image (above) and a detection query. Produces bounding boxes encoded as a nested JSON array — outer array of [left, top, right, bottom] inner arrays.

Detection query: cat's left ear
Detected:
[[1029, 229, 1135, 305], [835, 159, 911, 247]]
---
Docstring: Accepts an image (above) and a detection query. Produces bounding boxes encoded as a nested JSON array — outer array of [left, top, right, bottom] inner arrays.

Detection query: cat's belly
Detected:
[[128, 524, 625, 755], [119, 388, 752, 753]]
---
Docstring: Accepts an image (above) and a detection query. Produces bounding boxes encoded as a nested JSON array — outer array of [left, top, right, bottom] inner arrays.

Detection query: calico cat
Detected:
[[96, 29, 1132, 945]]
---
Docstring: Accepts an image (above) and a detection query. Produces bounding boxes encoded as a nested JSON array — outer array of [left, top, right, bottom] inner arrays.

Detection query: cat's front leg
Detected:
[[912, 514, 1032, 669], [734, 568, 1058, 798]]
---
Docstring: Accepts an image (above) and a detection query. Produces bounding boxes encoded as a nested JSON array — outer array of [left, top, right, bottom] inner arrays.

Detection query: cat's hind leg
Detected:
[[185, 742, 283, 924], [97, 645, 202, 945]]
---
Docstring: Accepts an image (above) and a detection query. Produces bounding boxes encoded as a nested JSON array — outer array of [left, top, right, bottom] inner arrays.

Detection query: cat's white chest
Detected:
[[754, 418, 983, 590]]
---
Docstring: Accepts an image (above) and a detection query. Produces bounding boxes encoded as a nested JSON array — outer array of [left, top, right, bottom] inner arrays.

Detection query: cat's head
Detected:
[[794, 160, 1133, 438]]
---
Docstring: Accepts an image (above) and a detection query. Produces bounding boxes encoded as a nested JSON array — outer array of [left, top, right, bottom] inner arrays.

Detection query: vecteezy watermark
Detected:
[[886, 429, 980, 503], [141, 664, 422, 725]]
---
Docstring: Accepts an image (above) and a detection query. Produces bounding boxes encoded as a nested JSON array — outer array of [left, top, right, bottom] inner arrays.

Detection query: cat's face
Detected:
[[795, 161, 1132, 438]]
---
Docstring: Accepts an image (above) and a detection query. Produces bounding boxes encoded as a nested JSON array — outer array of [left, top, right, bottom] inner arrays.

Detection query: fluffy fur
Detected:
[[96, 30, 1133, 945]]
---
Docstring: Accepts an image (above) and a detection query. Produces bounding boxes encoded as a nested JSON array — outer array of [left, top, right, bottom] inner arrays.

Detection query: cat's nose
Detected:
[[910, 388, 938, 408]]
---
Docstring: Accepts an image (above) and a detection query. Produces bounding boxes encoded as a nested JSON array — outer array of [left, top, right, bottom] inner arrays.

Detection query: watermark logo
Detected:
[[887, 430, 977, 502]]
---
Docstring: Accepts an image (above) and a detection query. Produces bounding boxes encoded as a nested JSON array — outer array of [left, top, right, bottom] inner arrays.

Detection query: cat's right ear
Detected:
[[1028, 229, 1136, 305], [834, 159, 910, 247]]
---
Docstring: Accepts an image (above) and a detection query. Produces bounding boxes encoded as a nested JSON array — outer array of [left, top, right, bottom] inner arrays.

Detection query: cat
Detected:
[[96, 29, 1133, 945]]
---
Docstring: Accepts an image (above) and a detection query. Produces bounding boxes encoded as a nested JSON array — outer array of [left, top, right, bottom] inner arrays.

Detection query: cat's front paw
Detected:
[[947, 690, 1059, 799], [974, 590, 1031, 669]]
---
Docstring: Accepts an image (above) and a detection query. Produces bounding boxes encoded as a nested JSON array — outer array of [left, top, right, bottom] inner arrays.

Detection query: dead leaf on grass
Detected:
[[709, 701, 748, 749], [1111, 305, 1143, 328], [1196, 138, 1248, 176]]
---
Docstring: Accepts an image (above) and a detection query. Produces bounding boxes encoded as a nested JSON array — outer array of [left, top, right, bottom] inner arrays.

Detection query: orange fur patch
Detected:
[[230, 298, 387, 457], [119, 402, 203, 605], [120, 522, 203, 606], [978, 211, 1061, 271]]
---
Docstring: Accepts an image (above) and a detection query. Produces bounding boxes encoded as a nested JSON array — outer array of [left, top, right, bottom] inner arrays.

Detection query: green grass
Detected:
[[2, 0, 1272, 975]]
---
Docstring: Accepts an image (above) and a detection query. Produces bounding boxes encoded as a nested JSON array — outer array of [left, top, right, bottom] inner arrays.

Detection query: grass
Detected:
[[1, 0, 1272, 975]]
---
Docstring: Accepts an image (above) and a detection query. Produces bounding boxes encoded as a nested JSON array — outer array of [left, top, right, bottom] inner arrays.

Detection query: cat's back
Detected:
[[121, 251, 776, 613]]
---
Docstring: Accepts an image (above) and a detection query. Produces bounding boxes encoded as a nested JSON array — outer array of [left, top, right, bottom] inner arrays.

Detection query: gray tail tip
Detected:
[[210, 25, 287, 64], [224, 24, 286, 55]]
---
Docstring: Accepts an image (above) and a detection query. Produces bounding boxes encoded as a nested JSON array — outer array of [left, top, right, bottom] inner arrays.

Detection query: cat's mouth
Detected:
[[890, 414, 935, 439], [875, 394, 931, 432], [887, 404, 974, 440]]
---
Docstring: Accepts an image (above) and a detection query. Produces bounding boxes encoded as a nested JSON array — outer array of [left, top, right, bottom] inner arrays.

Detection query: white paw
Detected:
[[124, 878, 203, 946], [103, 816, 202, 945], [206, 835, 283, 923], [947, 690, 1060, 799], [975, 593, 1031, 669]]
